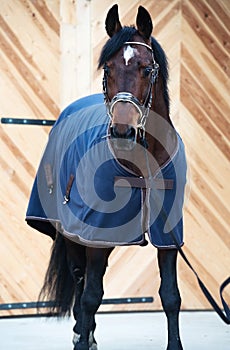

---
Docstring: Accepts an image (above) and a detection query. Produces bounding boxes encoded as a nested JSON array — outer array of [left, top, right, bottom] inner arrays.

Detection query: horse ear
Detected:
[[105, 4, 122, 37], [136, 6, 153, 40]]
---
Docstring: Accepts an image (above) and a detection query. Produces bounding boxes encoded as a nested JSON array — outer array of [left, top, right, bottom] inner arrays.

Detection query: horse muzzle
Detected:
[[110, 123, 137, 151], [108, 92, 145, 151]]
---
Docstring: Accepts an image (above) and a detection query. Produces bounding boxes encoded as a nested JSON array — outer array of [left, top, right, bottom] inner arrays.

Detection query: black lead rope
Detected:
[[167, 221, 230, 325], [143, 148, 230, 325], [158, 200, 230, 325]]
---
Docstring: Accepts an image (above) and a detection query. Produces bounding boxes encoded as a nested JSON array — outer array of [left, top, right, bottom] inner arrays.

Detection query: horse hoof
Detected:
[[74, 344, 88, 350], [166, 341, 183, 350]]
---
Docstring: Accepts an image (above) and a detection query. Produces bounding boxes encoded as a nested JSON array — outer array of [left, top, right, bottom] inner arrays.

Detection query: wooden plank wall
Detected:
[[0, 0, 229, 316], [0, 0, 59, 316], [179, 0, 230, 309]]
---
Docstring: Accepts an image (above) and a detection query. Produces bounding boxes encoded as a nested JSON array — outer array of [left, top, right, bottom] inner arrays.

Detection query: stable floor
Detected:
[[0, 311, 229, 350]]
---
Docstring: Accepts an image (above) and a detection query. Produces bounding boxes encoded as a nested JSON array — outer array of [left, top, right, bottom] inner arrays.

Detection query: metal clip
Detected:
[[63, 195, 69, 205], [62, 174, 75, 205]]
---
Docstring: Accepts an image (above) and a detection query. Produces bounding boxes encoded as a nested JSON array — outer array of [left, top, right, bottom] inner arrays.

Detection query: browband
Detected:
[[124, 41, 153, 52]]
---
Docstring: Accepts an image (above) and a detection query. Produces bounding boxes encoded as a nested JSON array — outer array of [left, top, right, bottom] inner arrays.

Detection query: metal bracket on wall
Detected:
[[1, 117, 55, 126]]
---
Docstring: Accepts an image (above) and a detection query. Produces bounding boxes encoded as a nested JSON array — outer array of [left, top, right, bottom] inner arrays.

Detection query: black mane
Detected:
[[98, 26, 170, 112]]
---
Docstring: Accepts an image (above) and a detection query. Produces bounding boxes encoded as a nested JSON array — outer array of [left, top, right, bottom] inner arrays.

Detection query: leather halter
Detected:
[[103, 41, 159, 132]]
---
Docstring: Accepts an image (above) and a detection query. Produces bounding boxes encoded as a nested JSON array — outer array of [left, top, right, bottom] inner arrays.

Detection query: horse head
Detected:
[[99, 5, 160, 151]]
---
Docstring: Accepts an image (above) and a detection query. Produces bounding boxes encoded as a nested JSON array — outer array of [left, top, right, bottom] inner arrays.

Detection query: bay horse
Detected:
[[26, 5, 187, 350]]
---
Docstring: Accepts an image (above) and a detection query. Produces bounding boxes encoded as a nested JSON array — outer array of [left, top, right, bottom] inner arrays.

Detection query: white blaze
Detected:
[[123, 45, 137, 65]]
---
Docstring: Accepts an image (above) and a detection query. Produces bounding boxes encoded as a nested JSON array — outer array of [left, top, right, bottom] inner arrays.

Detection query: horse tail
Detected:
[[38, 232, 74, 317]]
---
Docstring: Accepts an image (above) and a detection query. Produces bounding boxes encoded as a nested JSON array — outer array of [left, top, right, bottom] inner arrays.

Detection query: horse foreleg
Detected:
[[64, 239, 88, 346], [72, 273, 97, 348], [74, 247, 113, 350], [72, 268, 86, 346], [157, 249, 183, 350]]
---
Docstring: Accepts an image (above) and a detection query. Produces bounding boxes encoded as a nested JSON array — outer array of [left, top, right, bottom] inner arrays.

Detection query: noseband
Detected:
[[103, 41, 159, 132]]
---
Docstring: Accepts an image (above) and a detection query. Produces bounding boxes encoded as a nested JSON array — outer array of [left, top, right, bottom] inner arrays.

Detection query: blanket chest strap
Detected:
[[114, 176, 173, 190]]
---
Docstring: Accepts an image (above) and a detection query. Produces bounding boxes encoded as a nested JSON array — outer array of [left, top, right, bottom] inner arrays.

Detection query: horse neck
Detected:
[[110, 78, 177, 178], [145, 77, 177, 171], [152, 75, 171, 125]]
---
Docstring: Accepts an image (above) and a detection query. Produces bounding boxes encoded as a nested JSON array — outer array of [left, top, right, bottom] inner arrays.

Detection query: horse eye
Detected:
[[143, 67, 153, 77]]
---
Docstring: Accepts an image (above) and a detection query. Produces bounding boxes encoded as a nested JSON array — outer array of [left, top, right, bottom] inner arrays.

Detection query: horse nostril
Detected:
[[126, 126, 136, 140], [110, 125, 137, 151], [110, 125, 136, 141], [110, 125, 121, 138]]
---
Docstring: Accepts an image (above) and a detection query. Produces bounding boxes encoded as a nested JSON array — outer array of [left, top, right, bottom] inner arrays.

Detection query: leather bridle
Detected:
[[102, 41, 159, 134]]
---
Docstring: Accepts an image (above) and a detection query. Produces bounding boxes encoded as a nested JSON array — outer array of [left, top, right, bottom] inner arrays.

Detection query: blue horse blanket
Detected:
[[26, 94, 187, 248]]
